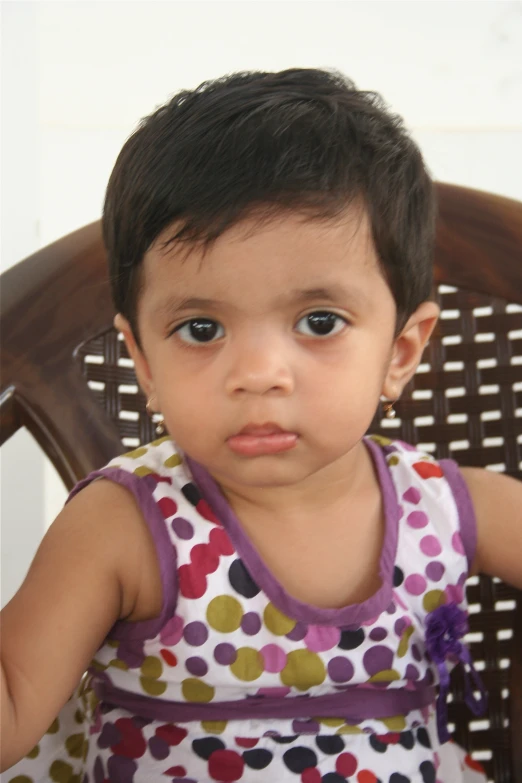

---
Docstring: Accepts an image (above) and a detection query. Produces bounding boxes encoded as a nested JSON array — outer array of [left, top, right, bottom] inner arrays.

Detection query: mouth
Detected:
[[227, 422, 299, 456]]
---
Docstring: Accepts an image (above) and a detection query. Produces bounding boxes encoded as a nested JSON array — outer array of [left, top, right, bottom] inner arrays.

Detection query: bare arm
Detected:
[[462, 467, 522, 589], [0, 478, 162, 771]]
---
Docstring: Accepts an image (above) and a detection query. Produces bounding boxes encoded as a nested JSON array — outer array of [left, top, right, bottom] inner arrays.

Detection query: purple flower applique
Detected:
[[425, 602, 487, 743]]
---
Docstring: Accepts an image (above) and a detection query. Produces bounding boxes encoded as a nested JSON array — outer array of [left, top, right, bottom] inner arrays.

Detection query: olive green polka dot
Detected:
[[281, 649, 325, 690], [201, 720, 227, 734], [65, 733, 87, 759], [9, 777, 34, 782], [263, 603, 296, 636], [141, 656, 163, 678], [369, 668, 401, 682], [381, 715, 407, 731], [74, 709, 84, 724], [182, 678, 215, 703], [49, 760, 76, 783], [90, 659, 108, 672], [423, 589, 446, 612], [316, 717, 345, 727], [106, 639, 119, 648], [123, 447, 148, 459], [139, 677, 167, 696], [109, 658, 129, 671], [230, 647, 264, 681], [164, 453, 182, 468], [27, 744, 40, 759], [152, 435, 172, 447], [133, 465, 155, 477], [47, 718, 59, 734], [207, 595, 243, 633], [397, 625, 414, 657], [336, 724, 363, 735], [387, 455, 400, 466]]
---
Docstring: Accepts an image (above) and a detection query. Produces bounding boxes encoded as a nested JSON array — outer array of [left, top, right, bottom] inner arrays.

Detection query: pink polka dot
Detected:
[[445, 584, 464, 604], [402, 486, 421, 504], [404, 573, 427, 596], [260, 644, 287, 673], [159, 614, 184, 645], [304, 625, 340, 652], [407, 511, 428, 529], [420, 535, 442, 556], [452, 531, 465, 555]]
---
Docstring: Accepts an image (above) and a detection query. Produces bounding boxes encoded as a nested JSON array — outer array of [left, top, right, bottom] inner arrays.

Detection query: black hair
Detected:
[[103, 68, 436, 345]]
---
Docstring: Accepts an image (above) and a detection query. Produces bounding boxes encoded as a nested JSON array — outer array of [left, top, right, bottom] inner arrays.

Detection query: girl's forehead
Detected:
[[142, 207, 378, 291]]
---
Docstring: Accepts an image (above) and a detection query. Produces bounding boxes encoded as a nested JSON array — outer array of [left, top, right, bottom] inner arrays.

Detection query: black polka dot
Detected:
[[272, 735, 298, 744], [419, 760, 436, 783], [228, 559, 261, 598], [182, 482, 202, 506], [338, 628, 365, 650], [192, 737, 225, 760], [282, 747, 318, 773], [393, 566, 404, 586], [315, 736, 345, 755], [243, 749, 273, 769], [322, 774, 347, 783], [399, 730, 414, 750], [369, 735, 387, 753], [389, 775, 411, 783], [416, 727, 432, 749]]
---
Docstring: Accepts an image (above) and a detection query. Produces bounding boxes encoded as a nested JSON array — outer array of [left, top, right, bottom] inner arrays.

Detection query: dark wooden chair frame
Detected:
[[2, 183, 522, 782]]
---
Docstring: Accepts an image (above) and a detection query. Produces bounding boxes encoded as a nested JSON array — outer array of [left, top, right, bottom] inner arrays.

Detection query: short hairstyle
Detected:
[[103, 68, 436, 344]]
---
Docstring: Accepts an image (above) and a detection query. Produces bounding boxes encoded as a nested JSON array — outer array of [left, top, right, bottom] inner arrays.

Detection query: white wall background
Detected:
[[2, 0, 522, 607]]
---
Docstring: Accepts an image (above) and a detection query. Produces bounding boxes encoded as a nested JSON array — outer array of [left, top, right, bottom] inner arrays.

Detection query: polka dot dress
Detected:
[[3, 436, 487, 783]]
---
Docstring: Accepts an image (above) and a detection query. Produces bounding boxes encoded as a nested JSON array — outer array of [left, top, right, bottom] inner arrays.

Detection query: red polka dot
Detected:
[[209, 526, 235, 556], [197, 499, 219, 523], [235, 737, 259, 748], [160, 649, 178, 666], [357, 772, 378, 783], [464, 754, 485, 773], [301, 768, 321, 783], [376, 732, 401, 744], [208, 749, 245, 781], [336, 752, 358, 776], [412, 461, 443, 479], [155, 724, 188, 746], [178, 563, 208, 599], [157, 496, 178, 518], [111, 718, 147, 758], [190, 543, 219, 575], [164, 766, 187, 776]]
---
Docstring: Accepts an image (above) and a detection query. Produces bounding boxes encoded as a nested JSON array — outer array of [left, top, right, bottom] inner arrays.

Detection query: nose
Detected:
[[224, 334, 295, 397]]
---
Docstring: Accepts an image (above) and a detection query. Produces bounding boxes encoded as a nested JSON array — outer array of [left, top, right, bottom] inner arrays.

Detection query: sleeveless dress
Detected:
[[3, 435, 488, 783]]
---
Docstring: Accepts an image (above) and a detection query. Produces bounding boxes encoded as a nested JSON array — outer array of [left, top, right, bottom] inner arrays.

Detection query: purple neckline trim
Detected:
[[67, 467, 177, 641], [92, 674, 435, 723], [438, 459, 477, 570], [185, 437, 401, 627]]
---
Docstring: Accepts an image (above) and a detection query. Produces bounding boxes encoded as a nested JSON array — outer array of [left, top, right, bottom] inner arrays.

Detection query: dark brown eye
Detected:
[[174, 318, 224, 343], [296, 311, 346, 336]]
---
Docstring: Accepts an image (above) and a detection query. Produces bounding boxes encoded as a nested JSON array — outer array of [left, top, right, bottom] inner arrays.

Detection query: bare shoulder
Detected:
[[460, 467, 522, 588], [0, 477, 162, 769]]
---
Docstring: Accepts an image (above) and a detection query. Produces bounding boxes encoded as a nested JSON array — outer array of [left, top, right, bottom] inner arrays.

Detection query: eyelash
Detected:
[[170, 311, 349, 345]]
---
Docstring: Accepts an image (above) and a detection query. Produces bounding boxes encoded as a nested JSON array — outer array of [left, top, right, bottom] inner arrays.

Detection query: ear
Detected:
[[382, 301, 440, 400], [113, 314, 156, 404]]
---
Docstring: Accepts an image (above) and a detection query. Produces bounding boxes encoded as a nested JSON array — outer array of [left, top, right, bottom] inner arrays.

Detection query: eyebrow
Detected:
[[154, 286, 367, 318]]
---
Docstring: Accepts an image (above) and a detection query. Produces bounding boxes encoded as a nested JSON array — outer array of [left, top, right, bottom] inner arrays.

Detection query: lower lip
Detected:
[[227, 433, 298, 456]]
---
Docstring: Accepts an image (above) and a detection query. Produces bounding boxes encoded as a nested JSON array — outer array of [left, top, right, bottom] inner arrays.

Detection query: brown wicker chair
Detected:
[[1, 183, 521, 783]]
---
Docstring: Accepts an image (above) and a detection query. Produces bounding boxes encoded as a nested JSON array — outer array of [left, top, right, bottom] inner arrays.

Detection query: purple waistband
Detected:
[[92, 676, 435, 724]]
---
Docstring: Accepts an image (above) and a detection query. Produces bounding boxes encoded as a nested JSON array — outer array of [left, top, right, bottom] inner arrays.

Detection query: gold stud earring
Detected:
[[382, 401, 397, 419], [146, 399, 166, 436]]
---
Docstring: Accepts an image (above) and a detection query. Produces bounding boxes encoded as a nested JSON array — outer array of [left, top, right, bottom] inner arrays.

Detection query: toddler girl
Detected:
[[2, 68, 521, 783]]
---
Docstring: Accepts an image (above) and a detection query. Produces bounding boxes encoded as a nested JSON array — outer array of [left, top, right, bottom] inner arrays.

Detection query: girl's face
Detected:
[[117, 208, 437, 497]]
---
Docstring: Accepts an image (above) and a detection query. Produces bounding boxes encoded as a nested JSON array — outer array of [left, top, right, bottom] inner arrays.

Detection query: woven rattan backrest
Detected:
[[1, 183, 521, 782]]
